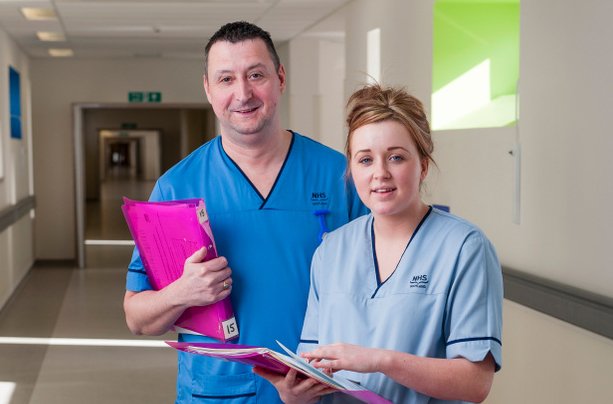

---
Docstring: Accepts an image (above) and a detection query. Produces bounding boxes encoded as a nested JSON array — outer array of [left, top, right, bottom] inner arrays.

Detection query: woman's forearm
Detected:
[[377, 350, 495, 403]]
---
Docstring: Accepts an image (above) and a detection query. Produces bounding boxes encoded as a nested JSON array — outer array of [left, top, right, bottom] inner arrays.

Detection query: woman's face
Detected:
[[349, 120, 428, 219]]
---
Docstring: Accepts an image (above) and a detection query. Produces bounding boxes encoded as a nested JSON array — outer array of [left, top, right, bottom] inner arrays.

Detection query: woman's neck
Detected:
[[372, 202, 429, 240]]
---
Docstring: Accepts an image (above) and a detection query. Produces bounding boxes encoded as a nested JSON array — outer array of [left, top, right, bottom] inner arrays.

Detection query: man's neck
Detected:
[[221, 128, 291, 169], [221, 129, 292, 198]]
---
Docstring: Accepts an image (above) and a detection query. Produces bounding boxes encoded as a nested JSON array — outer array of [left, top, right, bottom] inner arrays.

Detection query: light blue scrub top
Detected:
[[299, 207, 503, 404], [126, 132, 367, 403]]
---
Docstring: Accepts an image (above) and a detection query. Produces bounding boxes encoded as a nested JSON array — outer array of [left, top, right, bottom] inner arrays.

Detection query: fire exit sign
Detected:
[[128, 91, 162, 103]]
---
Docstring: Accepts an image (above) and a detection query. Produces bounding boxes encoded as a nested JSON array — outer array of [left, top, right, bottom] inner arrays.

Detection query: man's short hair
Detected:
[[204, 21, 281, 78]]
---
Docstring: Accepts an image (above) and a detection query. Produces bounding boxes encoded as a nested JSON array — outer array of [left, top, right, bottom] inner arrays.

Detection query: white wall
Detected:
[[489, 300, 613, 403], [288, 37, 320, 140], [287, 33, 346, 151], [427, 0, 613, 295], [513, 0, 613, 295], [318, 39, 345, 152], [289, 0, 613, 402], [345, 0, 432, 101], [0, 28, 34, 309], [30, 58, 207, 260]]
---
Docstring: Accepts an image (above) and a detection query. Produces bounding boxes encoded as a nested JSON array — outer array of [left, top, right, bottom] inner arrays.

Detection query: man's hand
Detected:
[[253, 367, 334, 404], [170, 247, 233, 307]]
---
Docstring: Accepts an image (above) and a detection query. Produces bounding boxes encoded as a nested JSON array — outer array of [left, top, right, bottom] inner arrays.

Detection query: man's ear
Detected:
[[203, 74, 211, 100], [277, 64, 286, 93]]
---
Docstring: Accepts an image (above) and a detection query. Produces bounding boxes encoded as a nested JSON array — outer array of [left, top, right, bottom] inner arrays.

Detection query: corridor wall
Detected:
[[296, 0, 613, 402], [30, 58, 208, 260], [0, 27, 34, 309]]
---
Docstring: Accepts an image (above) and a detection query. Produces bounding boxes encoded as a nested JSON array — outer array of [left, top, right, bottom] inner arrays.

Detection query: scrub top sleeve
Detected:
[[445, 233, 503, 371], [148, 180, 166, 202], [126, 246, 153, 291], [297, 247, 323, 355], [125, 180, 165, 292]]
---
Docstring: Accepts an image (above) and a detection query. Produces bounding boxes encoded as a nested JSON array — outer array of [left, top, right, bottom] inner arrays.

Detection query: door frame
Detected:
[[72, 102, 211, 268]]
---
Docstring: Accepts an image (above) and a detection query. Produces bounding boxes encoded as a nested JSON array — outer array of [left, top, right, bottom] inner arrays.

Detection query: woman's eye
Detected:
[[389, 155, 404, 162], [358, 157, 372, 164]]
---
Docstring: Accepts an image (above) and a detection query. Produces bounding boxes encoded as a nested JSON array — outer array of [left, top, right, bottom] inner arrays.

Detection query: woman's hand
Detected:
[[302, 343, 382, 373], [253, 367, 334, 404], [306, 345, 496, 403]]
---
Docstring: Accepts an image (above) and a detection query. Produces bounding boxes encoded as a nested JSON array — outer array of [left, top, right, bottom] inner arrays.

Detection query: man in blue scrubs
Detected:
[[123, 21, 365, 403]]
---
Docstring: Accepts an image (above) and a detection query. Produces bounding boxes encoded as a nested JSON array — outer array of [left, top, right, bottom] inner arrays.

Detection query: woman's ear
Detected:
[[420, 158, 429, 182]]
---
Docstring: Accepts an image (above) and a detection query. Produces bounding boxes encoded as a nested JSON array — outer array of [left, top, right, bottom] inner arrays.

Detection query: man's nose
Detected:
[[235, 78, 253, 102]]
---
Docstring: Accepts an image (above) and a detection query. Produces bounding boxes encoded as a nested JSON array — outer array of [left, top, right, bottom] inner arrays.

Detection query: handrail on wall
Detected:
[[503, 266, 613, 340], [0, 196, 36, 233]]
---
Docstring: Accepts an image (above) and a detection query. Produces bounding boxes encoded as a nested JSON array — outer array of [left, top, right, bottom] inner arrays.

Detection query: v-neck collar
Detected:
[[370, 206, 433, 298], [219, 131, 296, 209]]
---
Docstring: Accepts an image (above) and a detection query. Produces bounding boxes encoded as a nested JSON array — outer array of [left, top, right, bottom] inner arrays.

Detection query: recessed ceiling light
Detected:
[[21, 7, 57, 21], [49, 48, 74, 57], [37, 32, 65, 42]]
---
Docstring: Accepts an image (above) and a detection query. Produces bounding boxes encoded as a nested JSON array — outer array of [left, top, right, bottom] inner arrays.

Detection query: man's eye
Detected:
[[220, 77, 232, 83], [250, 73, 263, 80]]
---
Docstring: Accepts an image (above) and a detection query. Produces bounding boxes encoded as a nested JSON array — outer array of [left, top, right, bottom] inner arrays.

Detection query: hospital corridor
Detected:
[[1, 1, 612, 403], [0, 169, 176, 403]]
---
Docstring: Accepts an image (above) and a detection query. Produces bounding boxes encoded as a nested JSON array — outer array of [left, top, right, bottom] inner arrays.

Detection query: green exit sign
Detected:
[[147, 92, 162, 102], [128, 91, 144, 102], [128, 91, 162, 103]]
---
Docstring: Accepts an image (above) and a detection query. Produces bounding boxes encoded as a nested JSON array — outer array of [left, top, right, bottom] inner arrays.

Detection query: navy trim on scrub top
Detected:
[[447, 336, 502, 347], [219, 130, 296, 209], [370, 206, 433, 298]]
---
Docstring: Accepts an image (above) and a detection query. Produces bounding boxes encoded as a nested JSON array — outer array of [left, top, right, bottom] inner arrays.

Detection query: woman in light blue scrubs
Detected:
[[256, 84, 503, 404]]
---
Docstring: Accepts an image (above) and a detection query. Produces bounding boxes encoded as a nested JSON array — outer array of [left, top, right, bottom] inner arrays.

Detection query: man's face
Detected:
[[204, 39, 285, 140]]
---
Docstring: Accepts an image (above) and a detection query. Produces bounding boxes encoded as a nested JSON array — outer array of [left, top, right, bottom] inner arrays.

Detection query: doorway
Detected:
[[73, 103, 216, 268]]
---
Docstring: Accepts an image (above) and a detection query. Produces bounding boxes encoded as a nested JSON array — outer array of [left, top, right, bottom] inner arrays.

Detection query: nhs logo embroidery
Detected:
[[410, 274, 429, 289], [311, 191, 329, 207]]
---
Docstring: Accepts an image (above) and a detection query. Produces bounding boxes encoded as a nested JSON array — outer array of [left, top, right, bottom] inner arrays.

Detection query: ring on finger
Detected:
[[222, 280, 230, 290]]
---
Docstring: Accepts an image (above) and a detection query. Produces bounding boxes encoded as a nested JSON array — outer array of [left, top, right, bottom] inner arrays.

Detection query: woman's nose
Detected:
[[373, 161, 391, 179]]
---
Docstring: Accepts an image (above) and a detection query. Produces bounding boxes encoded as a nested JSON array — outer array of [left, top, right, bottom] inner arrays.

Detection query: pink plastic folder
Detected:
[[122, 198, 238, 341], [166, 341, 393, 404]]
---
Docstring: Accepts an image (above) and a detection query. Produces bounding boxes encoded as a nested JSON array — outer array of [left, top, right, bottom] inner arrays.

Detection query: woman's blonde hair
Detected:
[[345, 84, 435, 169]]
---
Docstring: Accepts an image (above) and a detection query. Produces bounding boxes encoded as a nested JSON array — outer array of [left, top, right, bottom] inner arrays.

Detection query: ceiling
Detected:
[[0, 0, 351, 59]]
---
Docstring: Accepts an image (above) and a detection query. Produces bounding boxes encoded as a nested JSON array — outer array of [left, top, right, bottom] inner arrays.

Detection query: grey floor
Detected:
[[85, 168, 156, 240], [0, 175, 177, 403]]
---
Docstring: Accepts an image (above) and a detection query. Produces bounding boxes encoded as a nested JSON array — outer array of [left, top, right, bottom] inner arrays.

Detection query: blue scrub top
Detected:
[[126, 132, 367, 403], [299, 208, 503, 404]]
